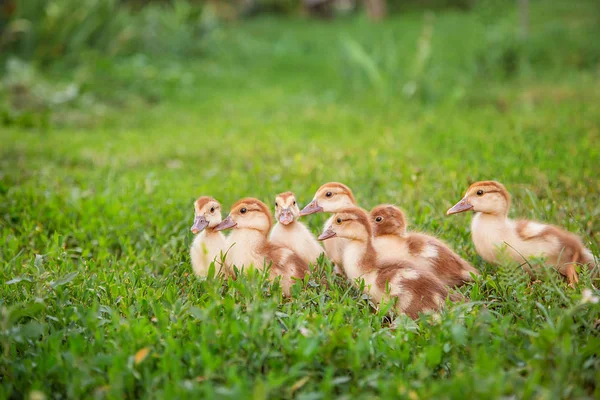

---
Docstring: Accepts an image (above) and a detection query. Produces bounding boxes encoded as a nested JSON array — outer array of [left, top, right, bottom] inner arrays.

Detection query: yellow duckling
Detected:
[[300, 182, 358, 269], [190, 196, 227, 276], [370, 204, 479, 287], [318, 207, 449, 319], [215, 198, 309, 296], [269, 191, 324, 266], [447, 180, 595, 284]]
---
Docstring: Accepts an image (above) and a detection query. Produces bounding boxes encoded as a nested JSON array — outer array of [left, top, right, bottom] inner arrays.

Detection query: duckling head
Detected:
[[274, 191, 300, 226], [215, 197, 273, 235], [300, 182, 356, 216], [447, 180, 511, 217], [318, 207, 372, 242], [370, 204, 407, 237], [191, 196, 223, 233]]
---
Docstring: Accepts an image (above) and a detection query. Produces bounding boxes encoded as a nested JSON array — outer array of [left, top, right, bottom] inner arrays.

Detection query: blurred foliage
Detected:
[[0, 0, 599, 128], [0, 0, 212, 127], [388, 0, 476, 12], [337, 0, 600, 102], [472, 0, 600, 79], [0, 59, 70, 128], [0, 54, 200, 128], [0, 0, 209, 65], [245, 0, 299, 16]]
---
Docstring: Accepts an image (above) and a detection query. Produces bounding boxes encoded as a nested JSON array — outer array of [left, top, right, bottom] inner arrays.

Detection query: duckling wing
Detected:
[[515, 220, 596, 270], [375, 263, 448, 320], [515, 220, 554, 241]]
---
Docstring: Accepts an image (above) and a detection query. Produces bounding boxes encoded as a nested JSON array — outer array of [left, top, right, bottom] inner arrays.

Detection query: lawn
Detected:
[[1, 3, 600, 399]]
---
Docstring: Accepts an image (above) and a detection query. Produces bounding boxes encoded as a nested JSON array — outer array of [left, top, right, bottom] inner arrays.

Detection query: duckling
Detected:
[[318, 207, 449, 319], [190, 196, 227, 277], [299, 182, 358, 269], [447, 180, 596, 284], [370, 205, 479, 287], [214, 197, 309, 296], [269, 191, 324, 266]]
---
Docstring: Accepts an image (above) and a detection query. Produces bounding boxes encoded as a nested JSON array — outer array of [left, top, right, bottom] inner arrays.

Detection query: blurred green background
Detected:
[[1, 0, 599, 128]]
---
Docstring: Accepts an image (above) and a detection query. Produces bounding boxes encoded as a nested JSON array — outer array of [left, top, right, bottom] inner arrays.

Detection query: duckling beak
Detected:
[[279, 209, 294, 225], [214, 215, 237, 231], [191, 216, 209, 234], [447, 198, 474, 215], [300, 200, 323, 216], [318, 228, 337, 241]]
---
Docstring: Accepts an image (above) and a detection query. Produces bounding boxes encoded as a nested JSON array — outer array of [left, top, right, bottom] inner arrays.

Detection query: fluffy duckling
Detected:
[[447, 180, 595, 284], [190, 196, 227, 276], [269, 191, 324, 266], [215, 197, 309, 296], [370, 205, 479, 287], [318, 207, 449, 319], [300, 182, 358, 268]]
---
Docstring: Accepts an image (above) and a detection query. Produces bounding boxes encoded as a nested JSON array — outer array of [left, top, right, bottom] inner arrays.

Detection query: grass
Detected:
[[2, 4, 600, 399]]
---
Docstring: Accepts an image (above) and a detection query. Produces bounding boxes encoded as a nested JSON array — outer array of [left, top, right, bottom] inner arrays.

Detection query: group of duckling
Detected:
[[190, 181, 597, 319]]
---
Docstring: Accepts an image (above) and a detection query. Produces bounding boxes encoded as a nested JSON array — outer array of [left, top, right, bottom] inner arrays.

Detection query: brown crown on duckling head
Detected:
[[300, 182, 357, 216], [274, 191, 300, 226], [191, 196, 222, 233], [194, 196, 216, 212], [447, 180, 511, 217], [370, 204, 407, 237], [215, 197, 273, 235], [318, 207, 372, 242]]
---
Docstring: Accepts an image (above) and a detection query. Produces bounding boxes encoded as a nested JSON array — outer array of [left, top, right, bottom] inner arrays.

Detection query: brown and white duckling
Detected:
[[447, 180, 596, 284], [269, 191, 324, 266], [190, 196, 227, 276], [300, 182, 358, 269], [214, 197, 309, 296], [318, 207, 449, 319], [370, 205, 479, 287]]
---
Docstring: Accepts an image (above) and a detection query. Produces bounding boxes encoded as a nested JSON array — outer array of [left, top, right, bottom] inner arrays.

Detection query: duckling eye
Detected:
[[275, 202, 278, 207], [326, 192, 332, 197], [240, 208, 247, 214], [336, 218, 342, 224], [375, 216, 383, 222], [293, 201, 296, 205], [210, 207, 215, 213], [476, 190, 484, 196]]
